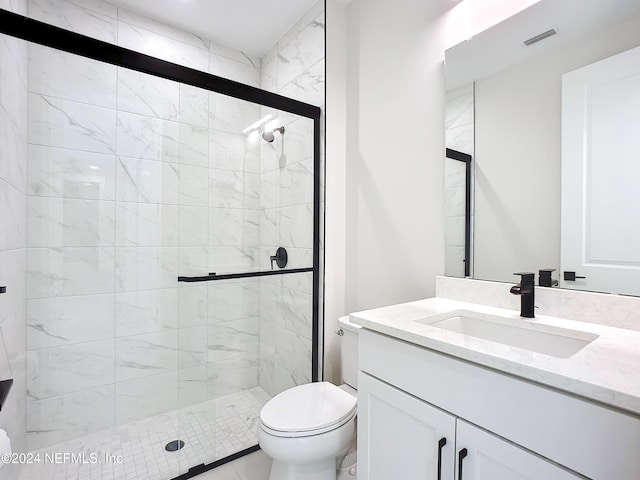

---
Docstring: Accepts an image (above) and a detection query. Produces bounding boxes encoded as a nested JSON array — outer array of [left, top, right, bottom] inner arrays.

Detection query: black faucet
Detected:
[[510, 272, 535, 318]]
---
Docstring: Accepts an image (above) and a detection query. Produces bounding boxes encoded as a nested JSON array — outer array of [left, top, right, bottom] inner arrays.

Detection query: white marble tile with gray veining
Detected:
[[445, 216, 465, 247], [209, 92, 261, 135], [209, 169, 244, 209], [28, 145, 115, 200], [26, 339, 115, 400], [445, 156, 467, 188], [29, 93, 117, 154], [277, 12, 324, 90], [0, 35, 28, 124], [210, 54, 260, 88], [445, 123, 473, 154], [0, 248, 27, 324], [29, 44, 117, 109], [117, 7, 209, 51], [117, 67, 179, 120], [209, 208, 259, 247], [115, 246, 179, 292], [115, 288, 179, 337], [278, 59, 324, 107], [115, 202, 179, 247], [178, 285, 207, 328], [178, 246, 208, 277], [208, 280, 259, 323], [209, 246, 258, 274], [115, 371, 179, 424], [209, 130, 259, 174], [179, 84, 209, 127], [445, 86, 473, 131], [260, 282, 312, 340], [259, 208, 279, 248], [28, 0, 117, 43], [27, 197, 115, 247], [280, 158, 313, 207], [0, 104, 27, 193], [117, 21, 209, 72], [445, 247, 466, 278], [27, 246, 115, 299], [0, 179, 26, 251], [115, 330, 179, 381], [244, 173, 260, 210], [115, 157, 179, 204], [178, 365, 207, 407], [209, 40, 260, 68], [207, 353, 258, 400], [179, 206, 208, 246], [279, 116, 314, 165], [178, 164, 208, 206], [179, 123, 208, 167], [445, 185, 466, 217], [27, 293, 114, 349], [116, 111, 179, 162], [208, 318, 259, 362], [260, 170, 278, 209], [279, 204, 313, 249], [26, 385, 115, 451], [179, 325, 207, 368], [260, 56, 277, 94]]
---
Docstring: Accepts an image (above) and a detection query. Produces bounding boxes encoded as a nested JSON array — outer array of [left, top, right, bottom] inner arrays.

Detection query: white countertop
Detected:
[[349, 297, 640, 417]]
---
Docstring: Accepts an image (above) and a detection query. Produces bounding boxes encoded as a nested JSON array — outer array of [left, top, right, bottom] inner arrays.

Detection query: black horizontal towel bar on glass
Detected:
[[177, 267, 313, 283]]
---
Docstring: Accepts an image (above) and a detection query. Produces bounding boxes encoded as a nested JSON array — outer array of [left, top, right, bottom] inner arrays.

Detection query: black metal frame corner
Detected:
[[445, 148, 472, 277]]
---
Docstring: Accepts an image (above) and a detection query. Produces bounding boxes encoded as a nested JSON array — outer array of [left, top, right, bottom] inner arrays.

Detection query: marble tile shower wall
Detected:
[[444, 84, 474, 278], [258, 1, 324, 396], [0, 0, 28, 466], [24, 0, 267, 450]]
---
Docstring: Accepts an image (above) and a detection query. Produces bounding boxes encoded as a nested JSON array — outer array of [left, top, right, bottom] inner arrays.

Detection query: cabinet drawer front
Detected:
[[360, 330, 640, 480]]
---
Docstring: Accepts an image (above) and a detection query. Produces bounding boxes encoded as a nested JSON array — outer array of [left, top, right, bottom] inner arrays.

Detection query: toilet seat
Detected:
[[260, 382, 357, 438]]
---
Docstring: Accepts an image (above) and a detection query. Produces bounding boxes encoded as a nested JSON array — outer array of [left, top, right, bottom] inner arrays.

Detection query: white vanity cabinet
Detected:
[[357, 329, 640, 480], [358, 372, 455, 480], [455, 420, 579, 480], [359, 372, 580, 480]]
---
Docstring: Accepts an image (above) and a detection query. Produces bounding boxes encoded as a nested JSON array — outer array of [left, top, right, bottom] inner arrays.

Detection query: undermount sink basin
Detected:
[[416, 310, 598, 358]]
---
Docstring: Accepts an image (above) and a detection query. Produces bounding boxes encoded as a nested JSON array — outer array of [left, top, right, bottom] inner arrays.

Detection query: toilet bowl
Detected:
[[258, 316, 361, 480]]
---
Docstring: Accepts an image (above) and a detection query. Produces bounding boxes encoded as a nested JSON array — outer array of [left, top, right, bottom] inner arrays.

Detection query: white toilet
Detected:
[[258, 316, 361, 480]]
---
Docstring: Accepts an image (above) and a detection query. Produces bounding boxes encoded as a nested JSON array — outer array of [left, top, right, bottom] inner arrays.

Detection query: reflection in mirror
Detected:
[[444, 0, 640, 295]]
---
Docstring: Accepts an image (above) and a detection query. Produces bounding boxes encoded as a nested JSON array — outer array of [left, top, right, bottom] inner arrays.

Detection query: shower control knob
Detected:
[[270, 247, 288, 269], [563, 271, 586, 281]]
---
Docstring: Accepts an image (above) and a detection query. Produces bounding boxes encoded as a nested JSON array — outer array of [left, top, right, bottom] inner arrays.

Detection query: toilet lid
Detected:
[[260, 382, 357, 434]]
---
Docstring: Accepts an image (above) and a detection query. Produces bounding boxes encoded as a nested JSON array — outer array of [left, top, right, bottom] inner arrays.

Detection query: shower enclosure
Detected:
[[0, 7, 321, 480]]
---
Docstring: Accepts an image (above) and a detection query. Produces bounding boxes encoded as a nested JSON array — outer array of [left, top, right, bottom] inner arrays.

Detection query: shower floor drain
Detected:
[[165, 440, 185, 452]]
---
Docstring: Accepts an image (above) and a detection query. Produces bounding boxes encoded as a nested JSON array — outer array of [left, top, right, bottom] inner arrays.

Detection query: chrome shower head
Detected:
[[262, 126, 285, 142]]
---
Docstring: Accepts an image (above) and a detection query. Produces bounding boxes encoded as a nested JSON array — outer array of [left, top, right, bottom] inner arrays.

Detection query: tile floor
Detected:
[[16, 387, 271, 480]]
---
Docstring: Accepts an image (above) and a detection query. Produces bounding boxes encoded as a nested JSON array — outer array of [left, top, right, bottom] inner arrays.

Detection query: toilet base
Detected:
[[269, 458, 339, 480]]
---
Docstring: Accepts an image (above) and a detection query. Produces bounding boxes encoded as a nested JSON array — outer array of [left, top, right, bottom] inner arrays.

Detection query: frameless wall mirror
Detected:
[[444, 0, 640, 296]]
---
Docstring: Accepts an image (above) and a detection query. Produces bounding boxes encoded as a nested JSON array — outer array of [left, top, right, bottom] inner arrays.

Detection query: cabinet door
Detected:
[[455, 420, 581, 480], [358, 372, 456, 480]]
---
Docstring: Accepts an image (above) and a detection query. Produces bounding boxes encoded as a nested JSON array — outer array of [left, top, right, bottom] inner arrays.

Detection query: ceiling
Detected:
[[108, 0, 319, 57], [445, 0, 640, 90]]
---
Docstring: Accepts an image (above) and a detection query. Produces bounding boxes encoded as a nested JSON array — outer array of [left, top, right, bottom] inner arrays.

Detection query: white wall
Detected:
[[343, 0, 450, 314], [324, 0, 348, 382], [473, 11, 640, 283]]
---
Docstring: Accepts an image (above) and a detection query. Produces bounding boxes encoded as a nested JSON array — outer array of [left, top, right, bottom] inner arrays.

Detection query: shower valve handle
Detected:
[[270, 247, 288, 270]]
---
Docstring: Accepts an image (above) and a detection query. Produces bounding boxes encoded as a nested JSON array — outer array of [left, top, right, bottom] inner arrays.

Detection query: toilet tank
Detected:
[[338, 316, 361, 389]]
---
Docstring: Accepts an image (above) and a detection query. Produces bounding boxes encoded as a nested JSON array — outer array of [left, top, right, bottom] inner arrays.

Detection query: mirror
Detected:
[[444, 0, 640, 295]]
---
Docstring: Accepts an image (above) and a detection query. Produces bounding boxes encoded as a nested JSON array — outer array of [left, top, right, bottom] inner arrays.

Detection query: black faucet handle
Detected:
[[513, 272, 535, 282]]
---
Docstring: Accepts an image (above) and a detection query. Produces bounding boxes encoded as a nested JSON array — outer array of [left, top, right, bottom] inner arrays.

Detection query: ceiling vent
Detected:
[[523, 29, 557, 46]]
